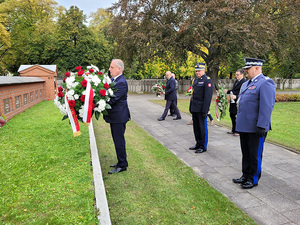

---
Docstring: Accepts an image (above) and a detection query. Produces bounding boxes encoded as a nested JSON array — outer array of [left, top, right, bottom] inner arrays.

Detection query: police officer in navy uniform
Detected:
[[233, 58, 275, 188], [189, 63, 213, 153]]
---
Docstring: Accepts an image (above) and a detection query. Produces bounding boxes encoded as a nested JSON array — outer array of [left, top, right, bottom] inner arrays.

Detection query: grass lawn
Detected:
[[151, 99, 300, 152], [0, 101, 98, 224], [93, 119, 256, 225]]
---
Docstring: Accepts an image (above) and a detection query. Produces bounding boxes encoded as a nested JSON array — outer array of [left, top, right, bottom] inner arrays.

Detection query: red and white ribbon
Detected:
[[83, 80, 94, 126], [65, 94, 81, 137]]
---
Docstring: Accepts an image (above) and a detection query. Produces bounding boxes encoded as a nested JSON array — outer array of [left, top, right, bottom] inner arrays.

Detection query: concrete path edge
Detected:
[[89, 120, 111, 225]]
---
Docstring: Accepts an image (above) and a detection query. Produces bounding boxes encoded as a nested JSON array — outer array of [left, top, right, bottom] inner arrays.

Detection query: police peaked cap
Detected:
[[243, 58, 265, 69], [195, 63, 206, 70]]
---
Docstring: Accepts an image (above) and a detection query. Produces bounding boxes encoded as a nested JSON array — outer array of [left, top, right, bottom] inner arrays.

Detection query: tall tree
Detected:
[[109, 0, 278, 86], [0, 0, 58, 74], [267, 0, 300, 79]]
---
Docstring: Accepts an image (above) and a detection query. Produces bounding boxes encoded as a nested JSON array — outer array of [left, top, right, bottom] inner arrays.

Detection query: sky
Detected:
[[55, 0, 118, 17]]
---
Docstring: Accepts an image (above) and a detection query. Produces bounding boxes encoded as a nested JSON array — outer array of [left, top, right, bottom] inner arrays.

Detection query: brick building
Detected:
[[0, 65, 57, 121]]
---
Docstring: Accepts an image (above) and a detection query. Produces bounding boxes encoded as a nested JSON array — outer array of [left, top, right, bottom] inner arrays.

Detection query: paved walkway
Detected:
[[127, 94, 300, 225]]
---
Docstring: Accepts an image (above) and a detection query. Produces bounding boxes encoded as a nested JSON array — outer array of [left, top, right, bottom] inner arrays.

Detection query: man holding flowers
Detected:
[[104, 59, 131, 174]]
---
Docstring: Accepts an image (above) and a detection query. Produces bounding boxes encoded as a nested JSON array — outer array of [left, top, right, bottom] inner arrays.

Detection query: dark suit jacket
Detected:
[[164, 77, 177, 101], [104, 74, 130, 124], [227, 78, 246, 114]]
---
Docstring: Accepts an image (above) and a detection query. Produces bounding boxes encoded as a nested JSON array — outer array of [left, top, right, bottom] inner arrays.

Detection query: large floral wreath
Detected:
[[54, 65, 116, 136], [215, 86, 228, 121], [152, 81, 166, 97]]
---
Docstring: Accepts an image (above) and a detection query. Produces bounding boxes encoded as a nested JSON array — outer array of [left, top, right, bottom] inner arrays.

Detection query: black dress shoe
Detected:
[[110, 163, 118, 168], [232, 176, 247, 184], [108, 167, 127, 174], [189, 145, 200, 150], [173, 117, 181, 120], [195, 149, 206, 153], [157, 117, 165, 121], [241, 181, 258, 189]]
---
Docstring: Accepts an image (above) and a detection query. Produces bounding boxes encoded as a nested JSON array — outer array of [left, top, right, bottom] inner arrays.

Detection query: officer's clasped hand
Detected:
[[256, 127, 265, 137]]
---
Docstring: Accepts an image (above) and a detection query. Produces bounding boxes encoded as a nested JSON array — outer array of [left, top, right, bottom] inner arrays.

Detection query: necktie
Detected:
[[248, 79, 252, 86]]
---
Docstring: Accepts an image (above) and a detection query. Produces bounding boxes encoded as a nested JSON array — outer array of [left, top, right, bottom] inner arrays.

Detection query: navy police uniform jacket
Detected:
[[104, 74, 130, 124], [236, 74, 275, 133], [164, 77, 177, 101], [189, 74, 213, 114]]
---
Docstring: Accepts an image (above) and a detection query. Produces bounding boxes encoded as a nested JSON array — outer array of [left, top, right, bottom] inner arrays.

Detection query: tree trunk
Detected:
[[206, 60, 220, 91]]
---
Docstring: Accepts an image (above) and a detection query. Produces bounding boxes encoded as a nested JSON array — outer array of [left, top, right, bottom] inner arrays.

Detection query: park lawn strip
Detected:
[[0, 101, 98, 224], [93, 119, 256, 225], [151, 99, 300, 152]]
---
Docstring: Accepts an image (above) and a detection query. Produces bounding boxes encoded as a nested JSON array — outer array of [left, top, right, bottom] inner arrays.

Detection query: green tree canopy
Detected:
[[109, 0, 278, 86]]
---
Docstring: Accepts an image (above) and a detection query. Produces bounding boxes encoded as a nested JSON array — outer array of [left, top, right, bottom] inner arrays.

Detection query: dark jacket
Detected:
[[189, 74, 213, 113], [104, 74, 130, 124], [227, 78, 246, 114], [164, 77, 177, 101]]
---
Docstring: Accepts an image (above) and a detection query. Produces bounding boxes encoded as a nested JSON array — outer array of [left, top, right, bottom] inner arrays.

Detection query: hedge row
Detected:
[[275, 94, 300, 102]]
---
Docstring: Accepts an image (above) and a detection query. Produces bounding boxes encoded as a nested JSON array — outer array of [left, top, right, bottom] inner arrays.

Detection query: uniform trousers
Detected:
[[239, 132, 267, 184], [161, 100, 181, 119], [230, 113, 237, 133], [192, 112, 208, 150], [110, 123, 128, 168]]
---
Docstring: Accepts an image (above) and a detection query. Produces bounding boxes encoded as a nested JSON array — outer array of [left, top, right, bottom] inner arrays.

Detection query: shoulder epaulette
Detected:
[[207, 76, 211, 79]]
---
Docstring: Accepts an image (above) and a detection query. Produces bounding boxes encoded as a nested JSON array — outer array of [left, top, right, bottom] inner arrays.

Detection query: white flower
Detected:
[[108, 88, 114, 96], [71, 82, 79, 88], [82, 90, 86, 95], [59, 104, 67, 115], [95, 99, 106, 112], [79, 105, 84, 118], [74, 94, 79, 100], [92, 75, 101, 86], [66, 76, 75, 89], [103, 75, 112, 85], [87, 64, 99, 72], [66, 89, 75, 100]]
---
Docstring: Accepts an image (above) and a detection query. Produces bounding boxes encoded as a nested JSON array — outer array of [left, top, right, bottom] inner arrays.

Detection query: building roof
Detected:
[[0, 76, 45, 86], [18, 65, 57, 73]]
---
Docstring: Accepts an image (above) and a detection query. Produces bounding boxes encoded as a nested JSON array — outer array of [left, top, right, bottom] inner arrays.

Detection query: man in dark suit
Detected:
[[157, 71, 181, 121], [104, 59, 131, 174], [189, 63, 213, 153], [226, 69, 246, 136], [233, 58, 275, 189]]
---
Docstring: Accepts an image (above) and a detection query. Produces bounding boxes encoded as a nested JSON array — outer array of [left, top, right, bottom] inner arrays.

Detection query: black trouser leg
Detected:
[[230, 113, 236, 133], [110, 123, 128, 168]]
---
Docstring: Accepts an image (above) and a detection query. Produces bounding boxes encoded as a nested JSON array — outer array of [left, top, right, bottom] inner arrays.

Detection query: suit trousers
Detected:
[[192, 112, 208, 150], [230, 113, 237, 133], [161, 100, 181, 119], [110, 123, 128, 168], [169, 99, 178, 115], [239, 132, 267, 184]]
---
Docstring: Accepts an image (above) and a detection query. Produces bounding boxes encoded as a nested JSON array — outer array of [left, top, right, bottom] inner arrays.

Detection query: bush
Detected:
[[275, 94, 300, 102]]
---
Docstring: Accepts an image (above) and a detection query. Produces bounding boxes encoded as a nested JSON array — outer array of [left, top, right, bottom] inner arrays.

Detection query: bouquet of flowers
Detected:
[[152, 81, 166, 97], [215, 86, 228, 121], [184, 86, 193, 96], [54, 65, 116, 136], [0, 114, 7, 128]]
